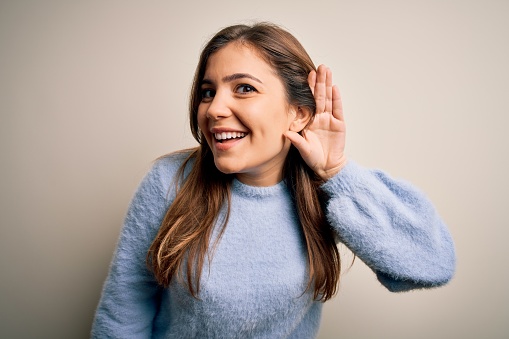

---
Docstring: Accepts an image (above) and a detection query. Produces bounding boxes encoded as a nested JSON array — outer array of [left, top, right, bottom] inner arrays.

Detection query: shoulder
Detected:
[[134, 149, 197, 204], [152, 149, 196, 182], [151, 149, 196, 181]]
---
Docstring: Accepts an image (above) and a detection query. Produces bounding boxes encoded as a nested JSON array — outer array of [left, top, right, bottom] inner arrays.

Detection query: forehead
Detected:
[[203, 43, 276, 79]]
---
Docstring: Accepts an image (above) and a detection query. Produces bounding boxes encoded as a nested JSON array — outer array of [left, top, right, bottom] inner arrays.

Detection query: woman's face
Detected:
[[197, 43, 298, 186]]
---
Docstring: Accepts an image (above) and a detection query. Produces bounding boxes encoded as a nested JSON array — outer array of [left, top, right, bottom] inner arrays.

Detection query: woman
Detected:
[[92, 23, 455, 338]]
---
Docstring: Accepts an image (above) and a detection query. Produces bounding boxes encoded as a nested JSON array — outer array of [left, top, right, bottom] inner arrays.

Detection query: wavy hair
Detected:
[[148, 22, 340, 301]]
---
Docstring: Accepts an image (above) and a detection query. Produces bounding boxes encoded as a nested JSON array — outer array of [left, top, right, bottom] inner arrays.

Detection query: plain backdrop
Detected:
[[1, 0, 508, 338]]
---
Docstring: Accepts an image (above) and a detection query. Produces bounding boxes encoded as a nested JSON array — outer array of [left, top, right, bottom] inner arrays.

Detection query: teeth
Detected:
[[214, 132, 246, 140]]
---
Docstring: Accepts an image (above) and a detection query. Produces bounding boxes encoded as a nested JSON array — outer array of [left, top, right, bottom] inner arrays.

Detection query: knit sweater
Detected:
[[91, 152, 455, 338]]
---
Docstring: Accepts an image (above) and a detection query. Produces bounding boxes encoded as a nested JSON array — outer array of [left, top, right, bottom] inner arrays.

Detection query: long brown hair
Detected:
[[148, 23, 340, 301]]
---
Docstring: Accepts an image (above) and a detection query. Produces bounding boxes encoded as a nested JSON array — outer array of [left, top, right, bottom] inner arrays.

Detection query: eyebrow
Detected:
[[201, 73, 263, 85]]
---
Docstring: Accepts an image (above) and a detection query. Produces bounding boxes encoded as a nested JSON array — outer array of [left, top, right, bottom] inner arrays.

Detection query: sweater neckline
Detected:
[[232, 178, 287, 198]]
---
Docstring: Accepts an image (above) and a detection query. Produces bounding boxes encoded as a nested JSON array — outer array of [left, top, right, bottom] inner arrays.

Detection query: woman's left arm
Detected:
[[321, 161, 456, 291], [286, 65, 456, 291]]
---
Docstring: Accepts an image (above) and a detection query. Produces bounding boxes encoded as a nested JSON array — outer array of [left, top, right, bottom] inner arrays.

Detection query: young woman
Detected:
[[92, 23, 455, 338]]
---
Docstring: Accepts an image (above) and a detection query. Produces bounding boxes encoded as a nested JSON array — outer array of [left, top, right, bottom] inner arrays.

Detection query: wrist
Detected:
[[318, 156, 348, 181]]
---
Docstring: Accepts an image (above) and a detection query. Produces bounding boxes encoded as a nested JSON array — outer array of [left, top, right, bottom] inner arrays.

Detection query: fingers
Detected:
[[308, 71, 316, 95], [311, 65, 333, 114], [314, 65, 326, 113], [284, 131, 311, 157], [332, 85, 344, 121], [325, 67, 333, 113], [309, 65, 344, 123]]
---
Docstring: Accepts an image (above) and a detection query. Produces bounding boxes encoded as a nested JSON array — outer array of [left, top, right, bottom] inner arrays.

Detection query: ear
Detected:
[[289, 106, 312, 132]]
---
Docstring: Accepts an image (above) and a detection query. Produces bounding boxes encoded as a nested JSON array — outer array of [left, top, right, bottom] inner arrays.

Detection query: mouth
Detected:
[[214, 131, 248, 143]]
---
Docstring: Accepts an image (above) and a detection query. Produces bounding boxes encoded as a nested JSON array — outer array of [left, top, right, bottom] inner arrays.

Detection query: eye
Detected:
[[235, 84, 257, 94], [201, 88, 215, 100]]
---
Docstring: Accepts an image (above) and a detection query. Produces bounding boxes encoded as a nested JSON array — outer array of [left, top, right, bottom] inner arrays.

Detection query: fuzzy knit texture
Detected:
[[91, 152, 456, 338]]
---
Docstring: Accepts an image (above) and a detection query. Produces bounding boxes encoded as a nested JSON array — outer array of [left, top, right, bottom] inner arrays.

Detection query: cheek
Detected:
[[267, 111, 293, 136]]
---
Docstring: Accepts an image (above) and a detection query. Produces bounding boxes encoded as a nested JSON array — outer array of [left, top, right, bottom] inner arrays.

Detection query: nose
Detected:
[[206, 91, 232, 120]]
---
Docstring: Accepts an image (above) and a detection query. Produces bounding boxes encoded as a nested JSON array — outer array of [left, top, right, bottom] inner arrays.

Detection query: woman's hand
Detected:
[[285, 64, 347, 180]]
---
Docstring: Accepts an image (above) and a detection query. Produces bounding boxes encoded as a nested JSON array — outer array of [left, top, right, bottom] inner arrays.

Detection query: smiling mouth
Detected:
[[214, 132, 247, 143]]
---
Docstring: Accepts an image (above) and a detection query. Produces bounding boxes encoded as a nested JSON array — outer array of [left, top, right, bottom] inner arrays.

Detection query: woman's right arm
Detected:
[[91, 156, 182, 338]]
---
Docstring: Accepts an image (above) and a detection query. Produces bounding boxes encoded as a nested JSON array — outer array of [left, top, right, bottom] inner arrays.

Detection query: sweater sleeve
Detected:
[[321, 161, 456, 292], [91, 155, 184, 338]]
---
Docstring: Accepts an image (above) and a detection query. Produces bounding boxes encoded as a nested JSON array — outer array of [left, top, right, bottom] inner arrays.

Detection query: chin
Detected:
[[213, 159, 242, 175]]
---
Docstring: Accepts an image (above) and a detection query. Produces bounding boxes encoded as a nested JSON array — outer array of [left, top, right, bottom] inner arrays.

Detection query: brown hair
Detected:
[[148, 22, 340, 301]]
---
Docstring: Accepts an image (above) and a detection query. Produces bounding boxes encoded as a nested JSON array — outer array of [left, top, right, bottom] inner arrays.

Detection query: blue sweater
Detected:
[[91, 152, 455, 338]]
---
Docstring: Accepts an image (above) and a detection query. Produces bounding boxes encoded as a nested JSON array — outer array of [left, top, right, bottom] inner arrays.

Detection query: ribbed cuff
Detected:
[[320, 160, 364, 196]]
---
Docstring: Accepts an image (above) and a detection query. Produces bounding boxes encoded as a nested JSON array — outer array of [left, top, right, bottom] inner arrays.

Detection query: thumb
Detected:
[[284, 131, 311, 156]]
